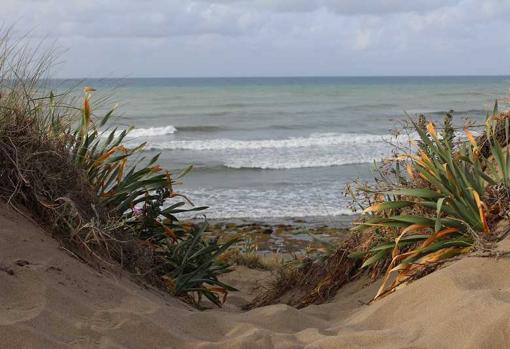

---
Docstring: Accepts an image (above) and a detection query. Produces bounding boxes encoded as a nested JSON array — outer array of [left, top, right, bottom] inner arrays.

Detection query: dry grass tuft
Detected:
[[224, 250, 278, 270], [245, 232, 364, 309]]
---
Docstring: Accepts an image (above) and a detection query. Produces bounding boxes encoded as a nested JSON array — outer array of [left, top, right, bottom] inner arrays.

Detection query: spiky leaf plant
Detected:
[[0, 29, 236, 307], [68, 91, 237, 306], [352, 105, 510, 299], [163, 224, 239, 307]]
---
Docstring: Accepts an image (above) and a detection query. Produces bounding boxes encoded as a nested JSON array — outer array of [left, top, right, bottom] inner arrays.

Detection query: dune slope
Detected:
[[1, 205, 510, 349]]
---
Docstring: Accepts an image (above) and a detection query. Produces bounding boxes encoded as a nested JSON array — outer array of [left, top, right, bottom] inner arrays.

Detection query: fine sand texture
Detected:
[[2, 205, 510, 349]]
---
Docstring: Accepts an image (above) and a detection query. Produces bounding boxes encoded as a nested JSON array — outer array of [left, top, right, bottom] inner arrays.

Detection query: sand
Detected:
[[2, 205, 510, 349]]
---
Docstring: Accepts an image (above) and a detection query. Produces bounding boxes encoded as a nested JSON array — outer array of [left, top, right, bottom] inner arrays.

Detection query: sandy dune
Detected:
[[2, 205, 510, 349]]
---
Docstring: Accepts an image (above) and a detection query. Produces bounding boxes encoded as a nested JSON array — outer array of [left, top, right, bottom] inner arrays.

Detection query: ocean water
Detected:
[[56, 76, 510, 220]]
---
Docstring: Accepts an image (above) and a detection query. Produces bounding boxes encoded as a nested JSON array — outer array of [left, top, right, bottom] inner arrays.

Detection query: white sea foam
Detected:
[[128, 125, 177, 137], [178, 187, 357, 219], [146, 132, 415, 169], [224, 153, 388, 169], [147, 132, 409, 151]]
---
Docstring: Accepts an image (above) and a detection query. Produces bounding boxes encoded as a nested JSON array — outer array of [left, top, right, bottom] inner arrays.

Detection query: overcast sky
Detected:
[[2, 0, 510, 77]]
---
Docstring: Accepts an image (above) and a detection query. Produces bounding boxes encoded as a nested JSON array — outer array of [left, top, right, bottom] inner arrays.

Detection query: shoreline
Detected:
[[192, 214, 356, 255], [192, 213, 357, 229]]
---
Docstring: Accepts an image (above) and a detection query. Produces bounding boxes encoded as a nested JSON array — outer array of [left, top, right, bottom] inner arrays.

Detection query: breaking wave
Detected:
[[128, 125, 177, 137], [147, 132, 408, 151]]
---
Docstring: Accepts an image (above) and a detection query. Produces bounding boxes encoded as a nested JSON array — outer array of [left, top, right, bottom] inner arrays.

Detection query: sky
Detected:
[[2, 0, 510, 78]]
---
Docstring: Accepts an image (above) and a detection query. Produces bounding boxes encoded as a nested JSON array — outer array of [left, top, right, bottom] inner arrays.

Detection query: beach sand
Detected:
[[2, 204, 510, 349]]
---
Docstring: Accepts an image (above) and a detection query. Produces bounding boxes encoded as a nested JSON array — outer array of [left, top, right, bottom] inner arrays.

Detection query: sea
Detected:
[[53, 76, 510, 222]]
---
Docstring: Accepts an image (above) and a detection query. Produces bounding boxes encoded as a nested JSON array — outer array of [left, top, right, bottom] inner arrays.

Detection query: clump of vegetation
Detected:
[[0, 32, 236, 307], [351, 106, 510, 299], [246, 233, 364, 308], [220, 237, 284, 271], [250, 107, 510, 308]]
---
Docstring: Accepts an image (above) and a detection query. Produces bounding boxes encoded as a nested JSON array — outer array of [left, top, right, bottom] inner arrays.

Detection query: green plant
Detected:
[[163, 223, 238, 307], [351, 105, 510, 299], [0, 31, 237, 307], [69, 91, 237, 306]]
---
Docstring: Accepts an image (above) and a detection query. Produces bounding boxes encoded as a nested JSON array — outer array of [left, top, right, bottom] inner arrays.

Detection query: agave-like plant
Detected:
[[352, 104, 510, 299], [71, 90, 205, 234], [163, 223, 238, 307], [0, 31, 236, 307], [68, 90, 237, 306]]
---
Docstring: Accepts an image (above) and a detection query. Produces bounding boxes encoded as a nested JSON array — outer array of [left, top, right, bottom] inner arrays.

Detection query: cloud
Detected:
[[0, 0, 509, 77], [235, 0, 463, 15], [3, 0, 266, 38], [0, 0, 468, 39]]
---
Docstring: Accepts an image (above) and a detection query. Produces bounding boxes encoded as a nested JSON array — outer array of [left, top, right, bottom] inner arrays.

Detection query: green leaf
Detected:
[[389, 215, 435, 227], [435, 197, 445, 232], [386, 188, 442, 200], [361, 249, 388, 268]]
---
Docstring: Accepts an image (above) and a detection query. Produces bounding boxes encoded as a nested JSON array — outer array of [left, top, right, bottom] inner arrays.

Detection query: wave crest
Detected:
[[147, 132, 406, 151], [224, 155, 386, 169], [129, 125, 177, 137]]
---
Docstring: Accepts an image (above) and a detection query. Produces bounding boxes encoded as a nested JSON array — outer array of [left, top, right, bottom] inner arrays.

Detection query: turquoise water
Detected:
[[54, 76, 510, 219]]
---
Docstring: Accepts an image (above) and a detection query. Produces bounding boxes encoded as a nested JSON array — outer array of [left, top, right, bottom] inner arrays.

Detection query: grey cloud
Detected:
[[1, 0, 509, 77], [193, 0, 463, 15], [3, 0, 265, 38], [322, 0, 463, 15]]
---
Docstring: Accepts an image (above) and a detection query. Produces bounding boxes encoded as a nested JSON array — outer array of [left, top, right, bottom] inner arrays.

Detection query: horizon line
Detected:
[[49, 74, 510, 80]]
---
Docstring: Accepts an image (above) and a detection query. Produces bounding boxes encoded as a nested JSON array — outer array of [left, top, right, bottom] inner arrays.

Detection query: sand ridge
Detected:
[[1, 205, 510, 349]]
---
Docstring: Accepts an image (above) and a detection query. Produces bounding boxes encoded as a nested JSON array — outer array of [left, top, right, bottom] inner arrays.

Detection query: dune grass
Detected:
[[0, 32, 237, 308]]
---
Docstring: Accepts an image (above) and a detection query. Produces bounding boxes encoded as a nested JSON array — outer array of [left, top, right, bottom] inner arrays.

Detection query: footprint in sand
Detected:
[[0, 269, 47, 325]]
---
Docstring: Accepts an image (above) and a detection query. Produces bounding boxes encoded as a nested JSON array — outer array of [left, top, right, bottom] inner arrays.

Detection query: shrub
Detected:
[[0, 32, 236, 307], [351, 106, 510, 299]]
